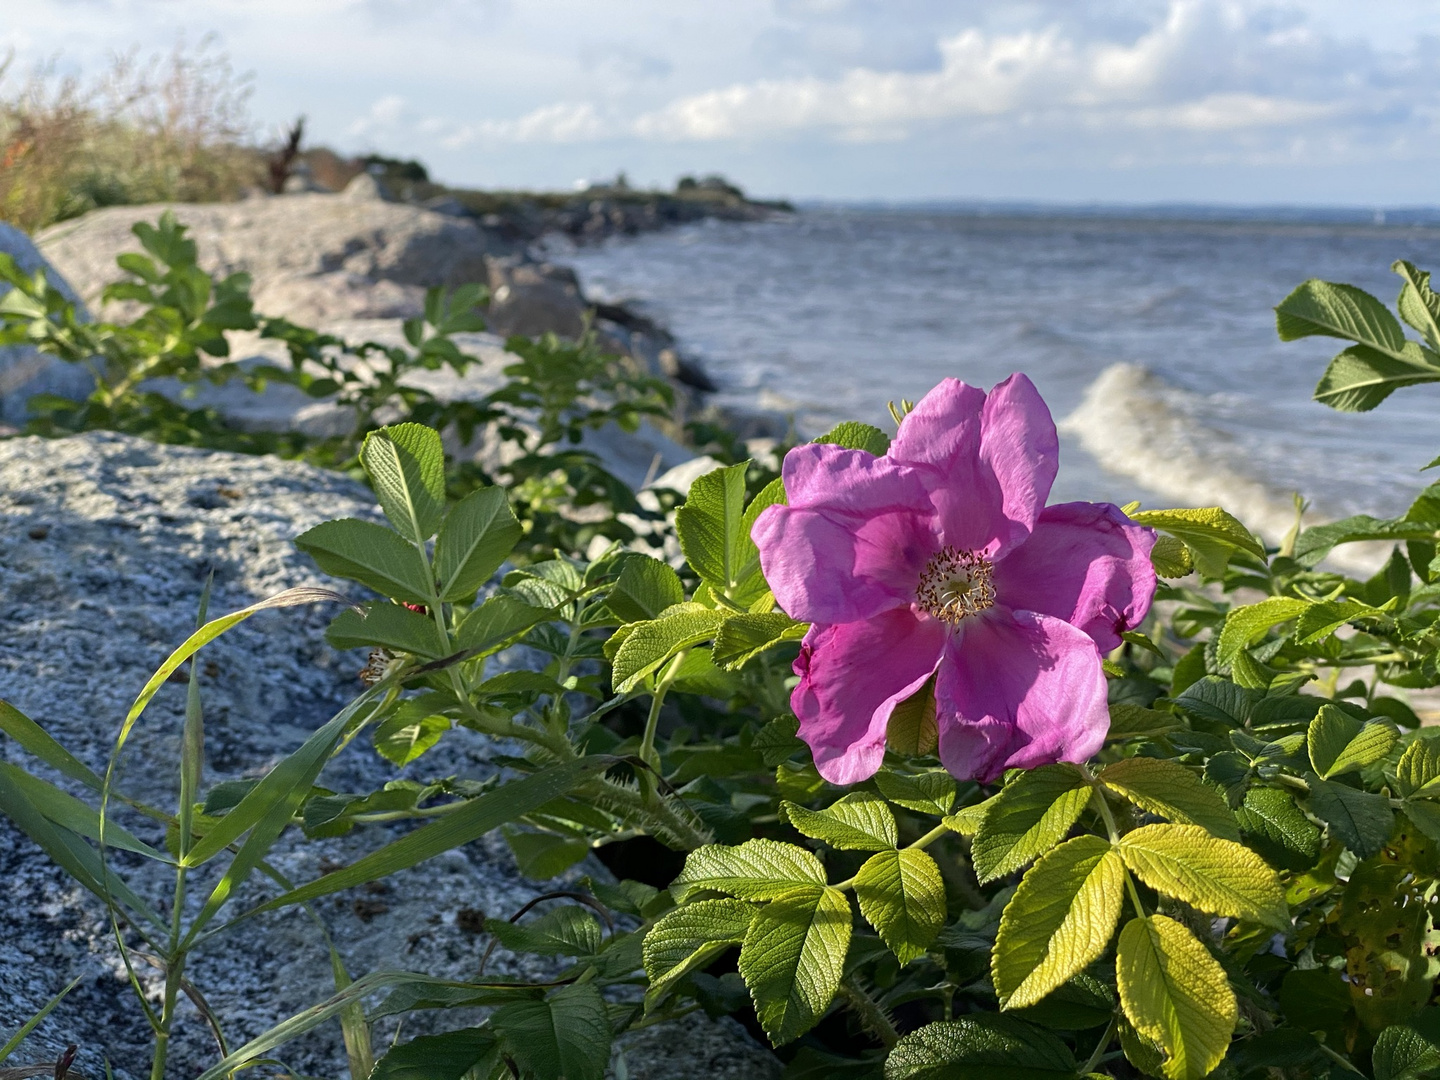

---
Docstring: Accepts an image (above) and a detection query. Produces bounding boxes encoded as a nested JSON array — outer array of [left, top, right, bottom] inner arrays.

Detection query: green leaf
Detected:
[[1373, 1007, 1440, 1080], [1129, 508, 1264, 580], [642, 898, 755, 1008], [607, 554, 686, 622], [736, 475, 788, 600], [0, 700, 103, 793], [873, 770, 957, 816], [0, 974, 84, 1066], [1276, 278, 1409, 353], [1395, 260, 1440, 350], [1215, 598, 1309, 664], [1293, 514, 1439, 569], [503, 830, 590, 880], [491, 982, 613, 1080], [814, 421, 891, 456], [1308, 704, 1398, 778], [1149, 534, 1193, 578], [1098, 758, 1239, 841], [883, 1016, 1079, 1080], [676, 461, 753, 600], [370, 1028, 497, 1080], [1105, 704, 1184, 741], [373, 704, 449, 767], [1115, 915, 1237, 1080], [854, 848, 946, 964], [1173, 677, 1256, 727], [1311, 343, 1440, 411], [326, 602, 447, 657], [294, 518, 434, 605], [887, 676, 938, 757], [783, 791, 898, 851], [1116, 823, 1288, 930], [360, 423, 446, 544], [673, 838, 828, 901], [0, 763, 160, 859], [457, 594, 551, 655], [1234, 786, 1321, 870], [992, 835, 1125, 1010], [251, 757, 613, 913], [1306, 776, 1394, 859], [712, 611, 808, 670], [738, 885, 852, 1045], [610, 604, 729, 692], [433, 486, 522, 601], [486, 905, 602, 957], [1396, 737, 1440, 799], [971, 765, 1091, 883]]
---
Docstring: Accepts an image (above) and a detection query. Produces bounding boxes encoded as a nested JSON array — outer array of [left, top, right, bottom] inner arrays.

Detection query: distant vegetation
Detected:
[[0, 42, 783, 234]]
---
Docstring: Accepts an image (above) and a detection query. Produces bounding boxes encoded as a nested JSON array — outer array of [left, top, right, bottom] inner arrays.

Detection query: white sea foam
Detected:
[[1061, 363, 1385, 573]]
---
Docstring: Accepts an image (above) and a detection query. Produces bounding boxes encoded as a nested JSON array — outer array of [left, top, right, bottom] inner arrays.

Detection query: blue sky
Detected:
[[6, 1, 1440, 204]]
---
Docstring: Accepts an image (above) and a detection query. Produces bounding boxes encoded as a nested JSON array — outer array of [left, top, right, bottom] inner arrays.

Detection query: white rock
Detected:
[[0, 223, 94, 424]]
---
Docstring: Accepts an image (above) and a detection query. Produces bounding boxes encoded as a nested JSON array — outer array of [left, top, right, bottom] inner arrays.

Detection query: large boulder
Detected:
[[0, 431, 778, 1080], [35, 195, 511, 326], [0, 223, 93, 426], [484, 257, 588, 339]]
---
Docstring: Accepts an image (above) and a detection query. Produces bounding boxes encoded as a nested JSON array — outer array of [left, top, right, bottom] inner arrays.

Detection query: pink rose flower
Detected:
[[752, 375, 1157, 784]]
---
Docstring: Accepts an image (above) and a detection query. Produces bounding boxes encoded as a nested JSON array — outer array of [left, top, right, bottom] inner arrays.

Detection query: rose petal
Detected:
[[753, 443, 940, 624], [934, 609, 1109, 782], [993, 502, 1157, 653], [792, 609, 948, 785], [889, 375, 1058, 558]]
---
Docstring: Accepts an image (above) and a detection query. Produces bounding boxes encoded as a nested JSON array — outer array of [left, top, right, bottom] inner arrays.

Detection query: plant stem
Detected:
[[837, 975, 899, 1049], [1081, 1017, 1117, 1075], [640, 650, 688, 773]]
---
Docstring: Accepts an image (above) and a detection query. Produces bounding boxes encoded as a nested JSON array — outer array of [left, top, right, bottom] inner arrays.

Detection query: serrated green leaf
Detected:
[[1276, 278, 1408, 352], [1293, 515, 1439, 569], [1216, 598, 1309, 664], [1234, 786, 1321, 870], [676, 461, 756, 602], [992, 835, 1125, 1010], [1395, 260, 1440, 350], [1397, 737, 1440, 799], [486, 905, 602, 957], [972, 765, 1090, 883], [643, 898, 754, 1008], [373, 703, 449, 766], [1105, 704, 1184, 741], [883, 1015, 1079, 1080], [887, 676, 938, 756], [370, 1028, 497, 1080], [1098, 757, 1239, 841], [1312, 343, 1440, 411], [1116, 915, 1236, 1080], [1306, 775, 1394, 859], [1308, 704, 1398, 779], [784, 791, 897, 851], [854, 848, 946, 964], [607, 554, 685, 622], [673, 838, 827, 901], [814, 421, 891, 456], [504, 830, 590, 880], [294, 518, 434, 605], [712, 611, 808, 670], [1129, 508, 1264, 580], [1173, 677, 1256, 727], [1117, 823, 1287, 929], [739, 885, 852, 1045], [1294, 598, 1385, 644], [1149, 534, 1193, 577], [610, 604, 729, 692], [1374, 1007, 1440, 1080], [491, 982, 612, 1080], [433, 486, 522, 601], [737, 476, 787, 602], [457, 594, 551, 655], [873, 770, 956, 816], [326, 602, 447, 657], [360, 423, 446, 544]]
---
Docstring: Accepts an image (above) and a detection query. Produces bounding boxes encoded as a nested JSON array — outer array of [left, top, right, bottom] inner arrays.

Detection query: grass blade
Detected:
[[245, 757, 613, 916], [0, 975, 84, 1065], [0, 700, 102, 792], [0, 764, 164, 860]]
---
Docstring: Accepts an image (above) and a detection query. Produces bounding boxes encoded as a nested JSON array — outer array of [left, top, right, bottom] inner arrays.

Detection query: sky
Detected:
[[5, 0, 1440, 205]]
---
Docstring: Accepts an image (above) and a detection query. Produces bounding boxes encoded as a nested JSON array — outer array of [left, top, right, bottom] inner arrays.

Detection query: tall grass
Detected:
[[0, 38, 262, 233]]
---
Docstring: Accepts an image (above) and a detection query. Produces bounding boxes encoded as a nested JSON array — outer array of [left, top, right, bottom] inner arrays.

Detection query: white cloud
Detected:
[[443, 101, 611, 148], [347, 93, 407, 137]]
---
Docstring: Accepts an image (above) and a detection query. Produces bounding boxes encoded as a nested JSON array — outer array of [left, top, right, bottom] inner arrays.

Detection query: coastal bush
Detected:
[[7, 248, 1440, 1079]]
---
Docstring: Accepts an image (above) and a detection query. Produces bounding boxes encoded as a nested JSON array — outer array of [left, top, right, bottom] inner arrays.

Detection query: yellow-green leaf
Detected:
[[1117, 915, 1237, 1080], [854, 849, 946, 964], [992, 835, 1125, 1010], [971, 765, 1090, 883], [672, 838, 827, 901], [1397, 737, 1440, 799], [1216, 598, 1309, 664], [783, 792, 897, 851], [738, 886, 852, 1045], [1308, 704, 1398, 779], [1117, 823, 1288, 930], [1099, 757, 1239, 841], [1129, 507, 1264, 580], [642, 898, 754, 1009]]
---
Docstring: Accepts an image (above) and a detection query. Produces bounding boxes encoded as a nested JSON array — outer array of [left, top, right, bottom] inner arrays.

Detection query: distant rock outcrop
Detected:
[[0, 223, 93, 425]]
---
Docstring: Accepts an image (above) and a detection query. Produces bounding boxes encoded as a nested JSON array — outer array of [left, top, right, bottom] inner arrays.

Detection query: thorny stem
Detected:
[[837, 975, 900, 1049]]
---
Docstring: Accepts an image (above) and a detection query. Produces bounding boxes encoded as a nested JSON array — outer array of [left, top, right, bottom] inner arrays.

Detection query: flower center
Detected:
[[916, 546, 995, 624]]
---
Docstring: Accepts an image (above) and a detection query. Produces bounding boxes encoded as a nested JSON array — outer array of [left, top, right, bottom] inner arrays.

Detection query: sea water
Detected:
[[560, 207, 1440, 544]]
